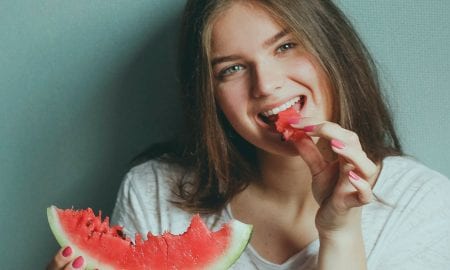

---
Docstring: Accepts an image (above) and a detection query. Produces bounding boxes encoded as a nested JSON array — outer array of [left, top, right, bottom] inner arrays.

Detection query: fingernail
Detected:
[[349, 171, 361, 180], [302, 125, 316, 132], [72, 256, 84, 269], [331, 139, 345, 149], [62, 246, 72, 257]]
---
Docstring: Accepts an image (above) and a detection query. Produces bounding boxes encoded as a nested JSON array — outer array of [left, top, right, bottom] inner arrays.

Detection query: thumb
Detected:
[[292, 135, 328, 176]]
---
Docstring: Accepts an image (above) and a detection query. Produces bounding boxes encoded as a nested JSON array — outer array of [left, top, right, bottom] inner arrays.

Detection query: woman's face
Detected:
[[211, 2, 333, 156]]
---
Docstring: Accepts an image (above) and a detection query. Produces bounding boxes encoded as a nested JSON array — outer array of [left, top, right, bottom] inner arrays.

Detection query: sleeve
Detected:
[[375, 175, 450, 269]]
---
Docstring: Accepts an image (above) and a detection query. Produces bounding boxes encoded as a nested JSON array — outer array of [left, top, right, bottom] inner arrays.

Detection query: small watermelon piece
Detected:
[[274, 107, 304, 141], [47, 206, 253, 270]]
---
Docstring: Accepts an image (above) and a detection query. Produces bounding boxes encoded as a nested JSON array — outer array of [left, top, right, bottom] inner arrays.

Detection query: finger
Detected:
[[338, 161, 355, 184], [63, 256, 84, 270], [330, 139, 379, 184], [311, 160, 340, 204], [292, 121, 354, 146], [292, 136, 328, 176], [346, 171, 373, 207], [47, 246, 73, 270], [290, 117, 322, 130], [293, 121, 378, 183]]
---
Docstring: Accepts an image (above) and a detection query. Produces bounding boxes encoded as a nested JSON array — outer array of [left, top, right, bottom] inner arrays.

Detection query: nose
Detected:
[[251, 60, 284, 98]]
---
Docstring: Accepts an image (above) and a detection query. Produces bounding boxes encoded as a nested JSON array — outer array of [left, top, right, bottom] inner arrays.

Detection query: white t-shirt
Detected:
[[111, 156, 450, 269]]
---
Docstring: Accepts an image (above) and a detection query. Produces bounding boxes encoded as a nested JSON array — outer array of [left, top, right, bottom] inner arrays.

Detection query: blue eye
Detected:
[[276, 42, 297, 53], [220, 64, 244, 77]]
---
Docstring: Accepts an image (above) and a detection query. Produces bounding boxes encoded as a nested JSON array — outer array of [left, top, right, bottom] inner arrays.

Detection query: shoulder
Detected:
[[366, 158, 450, 267], [371, 155, 450, 234], [380, 155, 448, 182], [122, 157, 197, 213], [374, 155, 450, 204], [370, 155, 450, 237], [124, 158, 187, 191], [111, 158, 228, 236], [116, 158, 186, 208], [111, 159, 193, 235]]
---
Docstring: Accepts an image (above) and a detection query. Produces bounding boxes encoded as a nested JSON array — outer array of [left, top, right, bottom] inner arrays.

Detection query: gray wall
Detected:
[[337, 0, 450, 174], [0, 1, 448, 269]]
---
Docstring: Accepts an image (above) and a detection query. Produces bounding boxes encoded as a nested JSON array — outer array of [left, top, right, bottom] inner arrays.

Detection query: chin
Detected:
[[253, 137, 301, 158]]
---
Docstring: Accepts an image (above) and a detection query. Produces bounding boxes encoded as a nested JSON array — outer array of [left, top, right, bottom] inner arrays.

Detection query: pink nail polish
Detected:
[[303, 125, 316, 132], [62, 246, 72, 257], [72, 256, 84, 269], [331, 139, 345, 149], [349, 171, 361, 180]]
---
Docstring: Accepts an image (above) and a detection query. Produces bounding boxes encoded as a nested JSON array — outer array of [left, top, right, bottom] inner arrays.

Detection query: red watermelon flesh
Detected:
[[47, 206, 252, 270], [274, 107, 304, 141]]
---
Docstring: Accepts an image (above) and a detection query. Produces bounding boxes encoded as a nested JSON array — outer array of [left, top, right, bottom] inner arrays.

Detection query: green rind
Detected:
[[47, 205, 114, 270], [206, 220, 253, 270]]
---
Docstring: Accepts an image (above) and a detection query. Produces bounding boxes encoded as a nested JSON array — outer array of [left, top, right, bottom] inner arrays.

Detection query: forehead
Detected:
[[210, 2, 285, 54]]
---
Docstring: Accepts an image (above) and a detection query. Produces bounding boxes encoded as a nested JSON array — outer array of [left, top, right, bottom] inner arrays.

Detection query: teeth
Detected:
[[261, 96, 300, 116]]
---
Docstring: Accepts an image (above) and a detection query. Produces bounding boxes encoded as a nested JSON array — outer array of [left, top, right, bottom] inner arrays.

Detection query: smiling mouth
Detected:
[[258, 95, 306, 125]]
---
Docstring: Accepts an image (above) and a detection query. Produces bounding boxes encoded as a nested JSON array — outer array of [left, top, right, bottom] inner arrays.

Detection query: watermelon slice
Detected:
[[274, 107, 304, 141], [47, 206, 252, 270]]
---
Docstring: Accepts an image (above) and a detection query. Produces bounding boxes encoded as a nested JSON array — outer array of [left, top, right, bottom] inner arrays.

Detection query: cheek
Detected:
[[215, 90, 243, 127], [295, 54, 334, 120], [215, 82, 249, 117]]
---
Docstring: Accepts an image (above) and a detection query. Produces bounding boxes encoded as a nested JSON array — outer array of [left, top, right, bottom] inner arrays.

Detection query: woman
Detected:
[[48, 0, 450, 269]]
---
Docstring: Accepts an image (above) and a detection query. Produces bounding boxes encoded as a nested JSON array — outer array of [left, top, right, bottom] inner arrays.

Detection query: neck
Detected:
[[253, 150, 315, 206]]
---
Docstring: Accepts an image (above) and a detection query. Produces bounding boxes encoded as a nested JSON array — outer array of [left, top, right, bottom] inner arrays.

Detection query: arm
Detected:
[[292, 121, 377, 270], [317, 209, 367, 270]]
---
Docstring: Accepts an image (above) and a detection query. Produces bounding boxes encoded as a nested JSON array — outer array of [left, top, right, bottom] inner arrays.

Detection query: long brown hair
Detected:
[[137, 0, 402, 214]]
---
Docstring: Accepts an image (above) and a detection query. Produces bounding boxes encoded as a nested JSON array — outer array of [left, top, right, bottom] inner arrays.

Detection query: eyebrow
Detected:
[[263, 28, 290, 48], [211, 28, 291, 67]]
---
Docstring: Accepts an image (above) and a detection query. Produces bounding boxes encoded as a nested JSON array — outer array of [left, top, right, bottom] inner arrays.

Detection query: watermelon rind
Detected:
[[206, 220, 253, 270], [47, 206, 115, 270]]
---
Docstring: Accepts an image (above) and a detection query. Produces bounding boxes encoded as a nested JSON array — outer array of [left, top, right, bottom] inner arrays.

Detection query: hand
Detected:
[[291, 120, 379, 234], [46, 246, 85, 270]]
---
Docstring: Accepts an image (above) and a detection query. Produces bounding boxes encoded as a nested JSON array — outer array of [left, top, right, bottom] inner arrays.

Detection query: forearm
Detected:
[[317, 225, 367, 270]]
